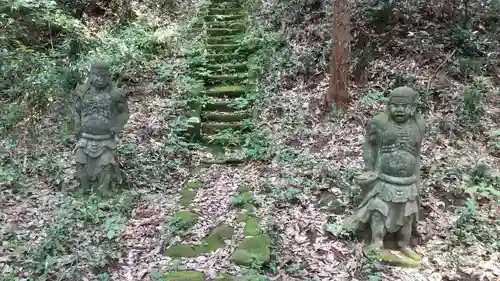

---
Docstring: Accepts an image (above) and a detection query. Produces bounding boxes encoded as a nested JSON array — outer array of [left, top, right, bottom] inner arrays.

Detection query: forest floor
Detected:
[[1, 0, 499, 281]]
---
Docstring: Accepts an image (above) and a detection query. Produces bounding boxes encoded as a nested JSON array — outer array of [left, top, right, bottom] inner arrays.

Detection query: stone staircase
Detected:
[[188, 0, 255, 164]]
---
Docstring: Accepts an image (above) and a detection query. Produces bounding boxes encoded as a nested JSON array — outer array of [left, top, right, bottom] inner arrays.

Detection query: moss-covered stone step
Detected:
[[205, 14, 246, 22], [208, 8, 242, 15], [243, 216, 262, 236], [165, 244, 200, 257], [201, 121, 244, 134], [208, 20, 246, 30], [201, 74, 247, 86], [174, 210, 199, 228], [185, 181, 202, 189], [209, 0, 240, 4], [199, 224, 234, 253], [205, 62, 247, 74], [207, 27, 245, 36], [207, 35, 242, 45], [209, 3, 240, 10], [202, 111, 251, 122], [206, 43, 242, 53], [162, 271, 205, 281], [205, 52, 248, 64], [204, 85, 246, 98], [179, 188, 196, 207], [204, 98, 250, 112], [231, 234, 271, 266]]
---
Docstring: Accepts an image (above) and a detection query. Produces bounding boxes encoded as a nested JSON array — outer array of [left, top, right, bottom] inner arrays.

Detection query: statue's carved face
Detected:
[[90, 69, 111, 89], [388, 97, 416, 123]]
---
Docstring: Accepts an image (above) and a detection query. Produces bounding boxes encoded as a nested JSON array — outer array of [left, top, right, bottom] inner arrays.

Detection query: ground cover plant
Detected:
[[0, 0, 499, 280]]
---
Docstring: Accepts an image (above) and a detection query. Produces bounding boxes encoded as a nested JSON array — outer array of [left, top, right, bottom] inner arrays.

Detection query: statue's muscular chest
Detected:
[[81, 91, 113, 117], [380, 121, 421, 154]]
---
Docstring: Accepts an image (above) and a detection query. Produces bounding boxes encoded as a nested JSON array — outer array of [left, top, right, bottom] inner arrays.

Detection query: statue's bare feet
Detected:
[[400, 247, 422, 261]]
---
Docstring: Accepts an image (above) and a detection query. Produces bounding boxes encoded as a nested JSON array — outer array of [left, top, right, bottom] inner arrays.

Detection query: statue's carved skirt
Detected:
[[75, 135, 119, 181], [355, 177, 419, 233]]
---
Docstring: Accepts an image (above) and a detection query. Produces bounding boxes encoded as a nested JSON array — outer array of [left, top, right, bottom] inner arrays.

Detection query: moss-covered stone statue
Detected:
[[74, 60, 129, 195], [344, 86, 425, 267]]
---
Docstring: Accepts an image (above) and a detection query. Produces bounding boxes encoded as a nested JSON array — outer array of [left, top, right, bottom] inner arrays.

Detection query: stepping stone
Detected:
[[205, 14, 246, 22], [208, 21, 246, 30], [204, 98, 250, 112], [207, 27, 245, 36], [243, 216, 262, 236], [201, 74, 247, 86], [179, 189, 196, 206], [231, 234, 271, 266], [208, 8, 242, 15], [186, 181, 202, 189], [209, 3, 240, 10], [206, 63, 247, 74], [209, 0, 240, 4], [174, 210, 199, 228], [199, 224, 234, 253], [165, 244, 200, 257], [207, 35, 243, 45], [203, 111, 251, 122], [163, 271, 205, 281], [204, 85, 247, 98], [201, 121, 245, 134], [235, 213, 249, 222], [205, 52, 248, 64]]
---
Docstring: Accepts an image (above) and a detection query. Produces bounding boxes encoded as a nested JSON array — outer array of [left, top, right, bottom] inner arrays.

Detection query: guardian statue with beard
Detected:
[[74, 60, 129, 195], [344, 86, 425, 267]]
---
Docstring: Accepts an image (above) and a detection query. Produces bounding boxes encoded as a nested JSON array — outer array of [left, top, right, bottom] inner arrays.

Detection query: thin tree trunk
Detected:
[[326, 0, 351, 111]]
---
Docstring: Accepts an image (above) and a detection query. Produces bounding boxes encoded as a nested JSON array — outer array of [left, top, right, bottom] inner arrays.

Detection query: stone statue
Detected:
[[74, 60, 129, 195], [345, 86, 425, 267]]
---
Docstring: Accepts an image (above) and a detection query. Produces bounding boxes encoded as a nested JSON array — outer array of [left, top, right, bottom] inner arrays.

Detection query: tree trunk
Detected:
[[326, 0, 351, 111]]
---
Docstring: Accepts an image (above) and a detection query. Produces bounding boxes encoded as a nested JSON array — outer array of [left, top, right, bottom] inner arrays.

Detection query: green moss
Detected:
[[179, 189, 196, 207], [243, 203, 255, 212], [162, 271, 205, 281], [186, 181, 202, 189], [235, 213, 249, 222], [174, 211, 199, 228], [215, 274, 234, 281], [230, 191, 256, 208], [199, 224, 234, 253], [243, 217, 261, 236], [206, 85, 246, 93], [165, 244, 200, 257], [231, 234, 271, 266]]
